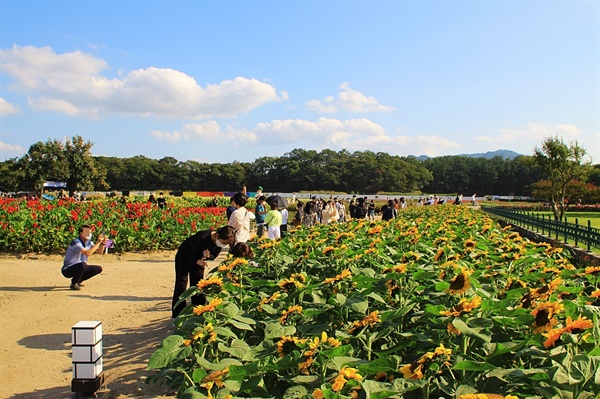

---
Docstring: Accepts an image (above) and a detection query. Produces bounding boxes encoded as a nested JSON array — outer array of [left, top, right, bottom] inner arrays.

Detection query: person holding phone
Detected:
[[171, 225, 236, 318], [61, 225, 107, 290]]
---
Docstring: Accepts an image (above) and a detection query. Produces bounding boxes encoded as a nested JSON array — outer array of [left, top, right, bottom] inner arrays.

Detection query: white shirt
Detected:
[[228, 207, 255, 244]]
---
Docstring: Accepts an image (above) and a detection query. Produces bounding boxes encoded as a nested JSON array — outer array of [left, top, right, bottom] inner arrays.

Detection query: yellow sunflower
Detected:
[[192, 298, 223, 316], [196, 276, 223, 291], [584, 266, 600, 275], [348, 311, 381, 334], [323, 246, 336, 255], [199, 367, 229, 390], [564, 315, 594, 334], [323, 269, 352, 284], [464, 238, 476, 250], [448, 272, 471, 295], [278, 305, 303, 324], [440, 295, 482, 317], [399, 363, 424, 380], [531, 301, 564, 333], [277, 336, 307, 357]]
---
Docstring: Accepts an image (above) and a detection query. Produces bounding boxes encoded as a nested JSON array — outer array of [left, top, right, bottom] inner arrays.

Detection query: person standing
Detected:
[[381, 200, 398, 221], [226, 195, 237, 221], [61, 225, 107, 290], [157, 192, 167, 209], [264, 203, 282, 240], [322, 200, 339, 225], [367, 200, 376, 220], [171, 225, 236, 318], [279, 205, 289, 238], [227, 192, 255, 244], [255, 196, 267, 237]]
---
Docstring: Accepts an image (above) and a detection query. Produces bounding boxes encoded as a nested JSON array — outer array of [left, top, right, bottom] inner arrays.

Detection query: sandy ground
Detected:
[[0, 250, 219, 399]]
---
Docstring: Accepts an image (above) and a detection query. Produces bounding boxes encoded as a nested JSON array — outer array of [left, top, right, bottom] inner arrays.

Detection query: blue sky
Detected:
[[1, 1, 599, 164]]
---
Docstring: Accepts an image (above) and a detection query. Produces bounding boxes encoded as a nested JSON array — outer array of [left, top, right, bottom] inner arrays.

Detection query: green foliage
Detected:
[[533, 136, 590, 221], [147, 206, 600, 398]]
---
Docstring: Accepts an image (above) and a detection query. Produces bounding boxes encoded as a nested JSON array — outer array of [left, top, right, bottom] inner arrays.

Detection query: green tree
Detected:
[[64, 136, 108, 195], [22, 139, 69, 195], [533, 135, 589, 221], [0, 158, 26, 192], [21, 136, 108, 196]]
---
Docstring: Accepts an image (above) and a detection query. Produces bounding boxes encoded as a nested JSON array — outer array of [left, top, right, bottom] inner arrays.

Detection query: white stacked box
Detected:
[[71, 321, 103, 379]]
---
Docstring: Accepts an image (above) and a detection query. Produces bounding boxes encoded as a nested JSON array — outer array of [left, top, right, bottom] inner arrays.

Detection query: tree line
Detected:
[[2, 135, 600, 198]]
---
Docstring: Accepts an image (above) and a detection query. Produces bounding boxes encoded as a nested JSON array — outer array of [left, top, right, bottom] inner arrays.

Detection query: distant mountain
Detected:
[[412, 149, 522, 161], [459, 149, 522, 159]]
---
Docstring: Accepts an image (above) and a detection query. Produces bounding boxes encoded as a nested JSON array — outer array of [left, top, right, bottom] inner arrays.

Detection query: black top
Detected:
[[176, 230, 221, 265]]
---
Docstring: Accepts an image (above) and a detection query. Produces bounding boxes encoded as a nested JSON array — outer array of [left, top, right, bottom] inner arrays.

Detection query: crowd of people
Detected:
[[59, 186, 478, 319]]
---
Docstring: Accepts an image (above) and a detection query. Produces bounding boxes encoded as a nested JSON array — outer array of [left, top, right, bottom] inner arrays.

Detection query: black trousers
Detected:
[[172, 254, 206, 318], [62, 262, 103, 285]]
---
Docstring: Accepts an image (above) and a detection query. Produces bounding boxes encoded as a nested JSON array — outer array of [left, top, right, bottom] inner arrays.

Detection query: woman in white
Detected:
[[321, 200, 339, 225], [227, 192, 255, 244]]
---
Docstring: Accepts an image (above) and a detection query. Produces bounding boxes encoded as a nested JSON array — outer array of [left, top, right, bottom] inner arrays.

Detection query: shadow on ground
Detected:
[[8, 316, 175, 399]]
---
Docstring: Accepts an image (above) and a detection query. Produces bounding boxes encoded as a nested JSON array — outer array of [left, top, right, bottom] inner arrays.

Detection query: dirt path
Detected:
[[0, 250, 215, 399]]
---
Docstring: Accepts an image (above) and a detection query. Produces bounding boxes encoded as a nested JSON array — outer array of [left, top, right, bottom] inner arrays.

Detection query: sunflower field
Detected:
[[147, 206, 600, 399]]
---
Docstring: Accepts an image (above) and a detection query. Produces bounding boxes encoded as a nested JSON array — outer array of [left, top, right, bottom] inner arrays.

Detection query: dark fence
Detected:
[[481, 206, 600, 251]]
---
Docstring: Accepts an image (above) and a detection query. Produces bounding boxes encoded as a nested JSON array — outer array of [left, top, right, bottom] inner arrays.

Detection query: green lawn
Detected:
[[532, 211, 600, 229]]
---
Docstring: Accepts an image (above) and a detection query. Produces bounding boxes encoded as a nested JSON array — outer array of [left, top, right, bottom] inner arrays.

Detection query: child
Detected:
[[264, 203, 282, 240]]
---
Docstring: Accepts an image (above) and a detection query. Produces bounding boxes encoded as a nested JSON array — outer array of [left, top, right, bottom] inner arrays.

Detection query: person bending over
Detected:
[[172, 225, 236, 318], [61, 225, 107, 290]]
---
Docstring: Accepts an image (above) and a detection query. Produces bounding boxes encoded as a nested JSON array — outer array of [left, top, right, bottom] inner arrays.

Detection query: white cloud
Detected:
[[0, 141, 25, 154], [150, 117, 458, 157], [0, 97, 19, 116], [477, 123, 582, 144], [0, 45, 285, 119], [306, 82, 394, 114]]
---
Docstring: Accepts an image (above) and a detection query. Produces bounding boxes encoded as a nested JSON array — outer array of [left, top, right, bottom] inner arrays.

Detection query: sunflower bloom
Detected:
[[277, 335, 307, 357], [196, 276, 223, 291], [564, 315, 594, 334], [323, 269, 352, 285], [218, 257, 249, 272], [193, 298, 223, 316], [323, 246, 336, 255], [591, 289, 600, 298], [279, 305, 303, 324], [531, 301, 564, 333], [543, 328, 564, 348], [348, 311, 381, 333], [584, 266, 600, 275], [448, 272, 471, 295], [434, 247, 445, 262], [332, 366, 362, 391], [440, 295, 482, 317], [298, 355, 314, 374], [278, 276, 305, 292], [399, 363, 424, 380], [257, 292, 281, 311], [383, 264, 408, 274], [386, 279, 399, 297], [464, 239, 476, 250], [369, 238, 382, 247], [447, 322, 461, 335], [368, 225, 383, 234], [199, 367, 229, 390], [312, 389, 324, 399]]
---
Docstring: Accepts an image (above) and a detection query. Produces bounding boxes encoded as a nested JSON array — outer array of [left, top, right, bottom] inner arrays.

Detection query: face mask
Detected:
[[86, 234, 93, 241], [216, 240, 228, 248]]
